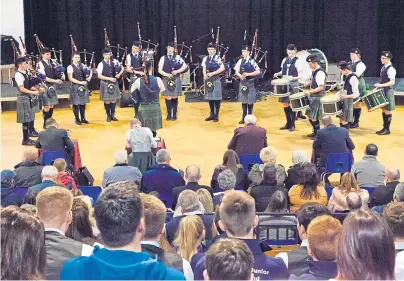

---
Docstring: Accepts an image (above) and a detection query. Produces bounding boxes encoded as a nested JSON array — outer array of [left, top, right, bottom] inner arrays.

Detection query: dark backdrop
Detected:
[[24, 0, 404, 77]]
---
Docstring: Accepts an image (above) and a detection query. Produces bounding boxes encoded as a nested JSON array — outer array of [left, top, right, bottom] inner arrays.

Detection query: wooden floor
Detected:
[[1, 92, 403, 186]]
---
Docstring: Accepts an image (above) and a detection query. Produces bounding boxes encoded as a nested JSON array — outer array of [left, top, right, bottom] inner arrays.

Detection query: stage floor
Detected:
[[1, 92, 403, 186]]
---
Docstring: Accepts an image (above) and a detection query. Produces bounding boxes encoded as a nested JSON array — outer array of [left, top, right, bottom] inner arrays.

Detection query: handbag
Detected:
[[73, 166, 94, 186]]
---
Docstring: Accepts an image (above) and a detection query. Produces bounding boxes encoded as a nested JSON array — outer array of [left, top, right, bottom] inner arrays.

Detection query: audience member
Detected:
[[204, 239, 254, 281], [371, 167, 400, 206], [53, 158, 77, 189], [101, 150, 142, 188], [248, 146, 287, 188], [24, 165, 61, 205], [276, 203, 331, 276], [1, 206, 46, 280], [1, 169, 21, 207], [346, 192, 363, 211], [141, 149, 185, 194], [288, 165, 327, 212], [71, 188, 83, 197], [372, 182, 404, 214], [197, 188, 214, 212], [227, 115, 267, 156], [285, 150, 315, 190], [35, 118, 74, 155], [327, 172, 369, 212], [60, 183, 185, 280], [351, 143, 385, 187], [19, 203, 37, 214], [210, 150, 248, 191], [213, 168, 237, 205], [250, 164, 288, 212], [174, 215, 205, 262], [36, 186, 93, 280], [140, 194, 193, 279], [172, 164, 213, 209], [193, 190, 289, 280], [335, 210, 395, 280], [383, 202, 404, 252], [13, 148, 43, 187]]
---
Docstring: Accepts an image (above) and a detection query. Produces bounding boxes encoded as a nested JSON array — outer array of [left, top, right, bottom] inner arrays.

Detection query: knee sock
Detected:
[[208, 100, 215, 115], [111, 103, 116, 117], [289, 108, 296, 127], [49, 107, 54, 118], [214, 100, 221, 116], [313, 120, 320, 133], [172, 99, 178, 117], [247, 104, 254, 115], [382, 112, 386, 128], [165, 99, 172, 117], [22, 123, 29, 141], [283, 107, 290, 126], [353, 108, 361, 124], [104, 103, 110, 117], [134, 102, 139, 118], [242, 103, 247, 119], [79, 104, 86, 120], [385, 114, 392, 131], [73, 105, 80, 120]]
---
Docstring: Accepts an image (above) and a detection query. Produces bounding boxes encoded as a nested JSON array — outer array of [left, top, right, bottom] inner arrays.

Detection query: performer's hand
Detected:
[[203, 74, 207, 80], [111, 77, 117, 83], [56, 79, 63, 85], [32, 90, 40, 95], [304, 90, 310, 96], [304, 82, 310, 87], [39, 86, 45, 93], [172, 70, 178, 75], [240, 75, 246, 81], [273, 72, 280, 78], [167, 74, 173, 78], [374, 83, 381, 88], [81, 81, 88, 86], [115, 74, 121, 79]]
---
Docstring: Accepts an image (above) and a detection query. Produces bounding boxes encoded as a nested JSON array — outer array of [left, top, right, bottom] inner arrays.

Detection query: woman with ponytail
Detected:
[[173, 215, 205, 262]]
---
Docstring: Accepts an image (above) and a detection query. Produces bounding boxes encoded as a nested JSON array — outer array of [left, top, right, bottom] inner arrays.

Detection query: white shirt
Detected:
[[396, 250, 404, 280], [131, 76, 165, 94], [97, 59, 115, 75], [280, 56, 303, 76], [158, 55, 185, 69], [126, 126, 157, 152], [383, 63, 396, 80], [37, 59, 52, 75], [201, 55, 222, 69], [351, 60, 366, 77], [275, 239, 308, 268], [234, 56, 260, 73], [311, 66, 326, 89], [347, 74, 360, 99], [15, 70, 27, 87], [44, 228, 93, 256], [67, 64, 92, 81], [126, 52, 142, 68]]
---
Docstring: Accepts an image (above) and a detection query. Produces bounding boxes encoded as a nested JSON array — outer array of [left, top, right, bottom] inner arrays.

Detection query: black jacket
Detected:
[[250, 180, 288, 212], [141, 243, 184, 273], [370, 181, 400, 206], [172, 182, 213, 209], [0, 183, 22, 207], [285, 162, 316, 190], [13, 161, 43, 187], [210, 165, 248, 191], [35, 126, 74, 154]]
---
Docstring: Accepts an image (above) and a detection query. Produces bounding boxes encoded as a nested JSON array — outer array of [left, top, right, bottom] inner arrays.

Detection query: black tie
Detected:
[[169, 55, 172, 60]]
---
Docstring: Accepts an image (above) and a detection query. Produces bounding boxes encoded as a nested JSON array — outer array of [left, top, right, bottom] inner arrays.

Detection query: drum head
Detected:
[[289, 92, 306, 100], [296, 48, 328, 83], [271, 78, 290, 85], [321, 94, 341, 103]]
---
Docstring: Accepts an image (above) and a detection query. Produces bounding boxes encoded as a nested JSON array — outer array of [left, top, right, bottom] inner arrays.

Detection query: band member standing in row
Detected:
[[375, 51, 396, 135], [67, 52, 91, 125], [131, 61, 165, 136], [274, 44, 305, 132], [349, 48, 366, 128], [337, 61, 359, 130], [158, 42, 188, 121], [126, 41, 144, 118], [97, 48, 123, 122], [202, 42, 225, 122], [304, 55, 326, 138], [37, 48, 63, 128], [234, 46, 260, 124]]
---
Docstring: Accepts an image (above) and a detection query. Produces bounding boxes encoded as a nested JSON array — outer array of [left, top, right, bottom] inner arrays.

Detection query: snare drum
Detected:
[[270, 78, 290, 97], [362, 89, 389, 112], [321, 94, 342, 116], [290, 92, 310, 112]]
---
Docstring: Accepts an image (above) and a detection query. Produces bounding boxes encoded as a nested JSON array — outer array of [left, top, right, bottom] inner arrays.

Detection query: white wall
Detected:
[[1, 0, 25, 53]]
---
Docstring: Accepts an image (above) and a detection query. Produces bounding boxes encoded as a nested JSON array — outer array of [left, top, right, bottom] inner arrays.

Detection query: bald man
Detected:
[[13, 148, 44, 187], [172, 164, 213, 209], [346, 192, 363, 211], [371, 168, 401, 206]]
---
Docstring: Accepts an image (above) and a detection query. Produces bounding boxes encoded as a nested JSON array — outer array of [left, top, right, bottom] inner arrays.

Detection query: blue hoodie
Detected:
[[61, 245, 185, 280]]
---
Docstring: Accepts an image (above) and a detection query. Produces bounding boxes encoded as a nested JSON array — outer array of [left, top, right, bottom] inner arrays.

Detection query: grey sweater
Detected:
[[351, 155, 385, 187]]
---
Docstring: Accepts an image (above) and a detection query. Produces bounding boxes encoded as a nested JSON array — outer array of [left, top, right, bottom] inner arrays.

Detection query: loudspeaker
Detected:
[[222, 80, 238, 101], [1, 35, 18, 65], [118, 93, 134, 108]]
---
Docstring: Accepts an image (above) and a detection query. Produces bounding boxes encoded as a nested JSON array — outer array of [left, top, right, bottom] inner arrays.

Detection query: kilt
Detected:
[[340, 98, 354, 122], [204, 77, 222, 100], [41, 84, 59, 106], [69, 84, 90, 105], [138, 103, 163, 131], [278, 80, 299, 103], [16, 95, 35, 123], [31, 96, 41, 113], [306, 94, 324, 120], [358, 77, 366, 97], [162, 76, 182, 97], [238, 79, 256, 104], [100, 80, 121, 101], [129, 75, 139, 93], [383, 88, 395, 111]]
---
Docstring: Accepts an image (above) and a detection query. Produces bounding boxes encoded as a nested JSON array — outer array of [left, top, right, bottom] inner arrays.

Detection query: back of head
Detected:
[[338, 172, 359, 194], [177, 190, 201, 213], [297, 203, 331, 231], [321, 116, 332, 126], [156, 149, 170, 164], [129, 118, 141, 128], [336, 209, 395, 280], [292, 150, 308, 165], [41, 165, 58, 180], [365, 143, 378, 156], [205, 238, 253, 280], [385, 167, 400, 182], [217, 169, 236, 191], [300, 165, 321, 199], [262, 163, 277, 184], [0, 169, 16, 186], [139, 194, 166, 240], [185, 164, 201, 183], [244, 114, 257, 125], [394, 182, 404, 202], [107, 180, 139, 192], [53, 158, 67, 172], [66, 198, 94, 244], [307, 215, 342, 261], [173, 215, 205, 261], [20, 204, 37, 215], [222, 150, 240, 174], [113, 150, 128, 165], [94, 184, 143, 247], [260, 146, 277, 164], [45, 117, 57, 128], [346, 192, 362, 211], [219, 190, 255, 237], [196, 188, 214, 213], [23, 148, 38, 162], [383, 202, 404, 240], [265, 190, 288, 212]]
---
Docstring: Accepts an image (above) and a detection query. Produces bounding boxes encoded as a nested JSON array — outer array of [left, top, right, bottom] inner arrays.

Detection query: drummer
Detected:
[[349, 48, 367, 128], [374, 51, 396, 135], [337, 61, 360, 130], [274, 44, 305, 132], [234, 45, 261, 124], [303, 55, 326, 138]]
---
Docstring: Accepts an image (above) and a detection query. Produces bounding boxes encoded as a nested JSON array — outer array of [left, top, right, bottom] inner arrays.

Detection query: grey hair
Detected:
[[346, 192, 362, 210], [113, 150, 128, 164], [217, 169, 236, 190], [41, 165, 59, 178], [156, 149, 170, 163], [292, 150, 309, 165], [386, 168, 400, 181], [244, 115, 257, 125], [394, 183, 404, 202], [185, 164, 201, 182], [177, 190, 202, 213]]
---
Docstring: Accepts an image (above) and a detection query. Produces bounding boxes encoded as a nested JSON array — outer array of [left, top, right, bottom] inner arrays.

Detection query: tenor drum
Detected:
[[296, 49, 328, 83], [290, 92, 310, 112], [321, 94, 342, 116], [362, 89, 389, 112], [270, 78, 290, 97]]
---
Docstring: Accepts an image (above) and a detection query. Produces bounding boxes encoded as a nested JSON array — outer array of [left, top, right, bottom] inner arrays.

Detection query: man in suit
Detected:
[[370, 168, 400, 206], [35, 118, 74, 156], [227, 115, 267, 156], [13, 148, 43, 187], [313, 116, 355, 170], [172, 164, 213, 209]]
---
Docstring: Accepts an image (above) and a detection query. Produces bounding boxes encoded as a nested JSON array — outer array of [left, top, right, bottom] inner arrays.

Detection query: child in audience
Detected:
[[173, 215, 205, 262]]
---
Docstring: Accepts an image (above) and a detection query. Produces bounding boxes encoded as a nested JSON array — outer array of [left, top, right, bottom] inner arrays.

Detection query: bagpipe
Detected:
[[137, 22, 159, 62], [104, 28, 127, 93], [70, 34, 95, 93], [214, 26, 229, 62], [34, 34, 66, 80]]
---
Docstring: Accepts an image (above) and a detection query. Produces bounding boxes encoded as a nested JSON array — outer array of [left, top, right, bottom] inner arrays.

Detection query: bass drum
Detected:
[[296, 49, 328, 84]]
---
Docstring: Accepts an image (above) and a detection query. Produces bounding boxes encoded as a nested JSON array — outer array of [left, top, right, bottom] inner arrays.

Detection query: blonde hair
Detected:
[[260, 147, 277, 164], [53, 158, 67, 172], [173, 215, 205, 262], [338, 172, 360, 195], [36, 186, 73, 225], [196, 189, 214, 212]]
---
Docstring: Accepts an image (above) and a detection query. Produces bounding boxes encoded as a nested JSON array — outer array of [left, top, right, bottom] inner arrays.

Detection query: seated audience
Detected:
[[327, 172, 369, 212], [101, 150, 142, 188], [19, 203, 37, 214], [351, 143, 385, 187], [174, 215, 205, 262], [210, 150, 247, 191], [1, 206, 46, 280], [1, 169, 22, 207], [250, 164, 288, 212], [61, 183, 185, 280], [285, 150, 315, 190], [371, 167, 400, 206], [346, 192, 363, 211], [53, 158, 77, 189], [227, 115, 267, 156], [289, 165, 327, 212], [140, 194, 193, 279], [141, 149, 185, 194], [197, 188, 214, 213], [397, 251, 404, 281], [36, 186, 93, 280], [24, 165, 61, 205], [204, 239, 254, 281], [248, 146, 287, 188], [335, 210, 395, 280], [276, 203, 331, 275], [383, 202, 404, 252], [372, 182, 404, 214], [13, 148, 43, 187], [35, 118, 74, 155], [213, 168, 237, 205], [172, 164, 213, 209]]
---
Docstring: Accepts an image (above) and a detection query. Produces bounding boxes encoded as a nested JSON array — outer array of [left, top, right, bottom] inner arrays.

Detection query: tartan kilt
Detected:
[[383, 88, 395, 111], [31, 97, 41, 113], [100, 80, 121, 101], [340, 98, 354, 122], [204, 78, 222, 100], [278, 80, 299, 103], [162, 77, 182, 97], [16, 95, 35, 123], [138, 103, 163, 131], [238, 79, 256, 104], [69, 84, 90, 105], [358, 77, 366, 97], [41, 84, 59, 106], [306, 95, 324, 120]]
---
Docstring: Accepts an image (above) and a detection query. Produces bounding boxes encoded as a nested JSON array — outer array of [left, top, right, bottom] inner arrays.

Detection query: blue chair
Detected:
[[78, 186, 102, 205], [325, 186, 334, 200], [42, 150, 67, 165], [239, 154, 262, 172], [361, 186, 376, 195], [159, 192, 174, 209], [15, 187, 29, 201], [321, 153, 353, 186]]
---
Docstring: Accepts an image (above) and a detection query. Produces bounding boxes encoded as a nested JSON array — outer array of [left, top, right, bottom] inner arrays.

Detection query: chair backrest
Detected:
[[239, 154, 262, 172], [158, 192, 173, 208], [42, 150, 67, 165], [256, 212, 299, 246], [361, 186, 376, 195], [15, 187, 29, 201], [325, 153, 352, 173], [77, 186, 102, 205], [325, 186, 334, 200]]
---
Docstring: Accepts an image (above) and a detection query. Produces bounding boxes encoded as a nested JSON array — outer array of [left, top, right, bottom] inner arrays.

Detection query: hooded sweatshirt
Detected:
[[61, 245, 185, 280], [0, 184, 22, 207]]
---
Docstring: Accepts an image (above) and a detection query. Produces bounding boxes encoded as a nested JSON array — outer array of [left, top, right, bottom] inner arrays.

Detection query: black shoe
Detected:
[[106, 116, 111, 122], [111, 116, 118, 121], [350, 122, 358, 129], [29, 130, 38, 137], [81, 119, 89, 124], [376, 128, 385, 134], [166, 115, 172, 121], [43, 124, 46, 129], [239, 120, 245, 124], [213, 116, 219, 122], [205, 115, 214, 121], [377, 128, 390, 135], [297, 112, 307, 119], [22, 139, 36, 146], [288, 126, 295, 132], [280, 123, 289, 130], [172, 116, 177, 121], [306, 132, 316, 138], [75, 119, 82, 125]]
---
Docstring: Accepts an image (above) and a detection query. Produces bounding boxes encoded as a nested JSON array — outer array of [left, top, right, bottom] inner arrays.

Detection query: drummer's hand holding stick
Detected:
[[273, 72, 281, 78]]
